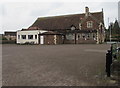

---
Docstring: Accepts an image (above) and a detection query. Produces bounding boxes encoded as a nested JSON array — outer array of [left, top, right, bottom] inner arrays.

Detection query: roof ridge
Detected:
[[37, 11, 102, 19]]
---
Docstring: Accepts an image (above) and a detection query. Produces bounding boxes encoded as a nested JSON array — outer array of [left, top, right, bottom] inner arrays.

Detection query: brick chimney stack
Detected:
[[85, 7, 89, 17]]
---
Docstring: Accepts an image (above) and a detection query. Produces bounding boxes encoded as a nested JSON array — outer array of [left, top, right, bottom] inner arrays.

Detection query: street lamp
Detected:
[[110, 24, 112, 42]]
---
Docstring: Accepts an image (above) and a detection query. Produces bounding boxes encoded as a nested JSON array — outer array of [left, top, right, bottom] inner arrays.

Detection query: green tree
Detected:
[[2, 36, 7, 40], [113, 20, 120, 35], [106, 20, 120, 41]]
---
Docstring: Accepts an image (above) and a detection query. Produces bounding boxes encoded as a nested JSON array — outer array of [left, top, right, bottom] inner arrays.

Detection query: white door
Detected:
[[40, 36, 44, 44]]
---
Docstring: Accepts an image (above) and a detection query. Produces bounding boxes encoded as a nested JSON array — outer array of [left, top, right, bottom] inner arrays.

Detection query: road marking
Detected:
[[2, 55, 12, 57], [84, 49, 107, 53]]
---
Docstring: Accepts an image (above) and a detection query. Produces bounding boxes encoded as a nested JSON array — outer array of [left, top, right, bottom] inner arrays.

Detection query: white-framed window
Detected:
[[87, 21, 93, 28], [28, 35, 33, 39], [66, 34, 74, 40], [21, 35, 26, 39]]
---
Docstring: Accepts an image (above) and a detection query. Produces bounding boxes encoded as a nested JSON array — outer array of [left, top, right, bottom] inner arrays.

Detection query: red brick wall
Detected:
[[64, 40, 75, 44], [41, 35, 63, 45], [77, 39, 96, 44], [81, 16, 99, 30], [64, 39, 96, 44], [56, 35, 63, 44], [44, 35, 54, 45]]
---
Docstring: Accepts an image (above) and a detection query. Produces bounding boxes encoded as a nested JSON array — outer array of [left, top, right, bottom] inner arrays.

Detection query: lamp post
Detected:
[[108, 18, 112, 42], [110, 24, 112, 42]]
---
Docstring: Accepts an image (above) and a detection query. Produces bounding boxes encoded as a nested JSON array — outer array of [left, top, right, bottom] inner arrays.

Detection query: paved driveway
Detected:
[[2, 44, 113, 86]]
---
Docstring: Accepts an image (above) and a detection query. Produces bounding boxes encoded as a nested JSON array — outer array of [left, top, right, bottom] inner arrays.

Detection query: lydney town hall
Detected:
[[17, 7, 105, 45]]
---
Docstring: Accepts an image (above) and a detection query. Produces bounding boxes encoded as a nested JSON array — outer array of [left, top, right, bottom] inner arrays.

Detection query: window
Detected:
[[18, 35, 20, 39], [88, 35, 90, 38], [93, 34, 96, 40], [76, 34, 80, 40], [82, 34, 85, 38], [87, 21, 93, 28], [78, 34, 81, 39], [83, 36, 85, 38], [66, 34, 74, 40], [35, 35, 37, 39], [28, 35, 33, 39], [87, 34, 90, 38], [21, 35, 26, 39]]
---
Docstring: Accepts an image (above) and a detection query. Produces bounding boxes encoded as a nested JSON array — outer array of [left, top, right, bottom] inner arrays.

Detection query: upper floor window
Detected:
[[87, 21, 93, 28]]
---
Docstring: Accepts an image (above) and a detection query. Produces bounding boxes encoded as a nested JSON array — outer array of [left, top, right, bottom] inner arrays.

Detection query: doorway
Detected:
[[40, 36, 44, 44]]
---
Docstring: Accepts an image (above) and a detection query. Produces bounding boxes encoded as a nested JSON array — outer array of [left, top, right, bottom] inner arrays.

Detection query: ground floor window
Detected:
[[87, 34, 90, 38], [82, 34, 85, 39], [21, 35, 26, 39], [28, 35, 33, 39], [66, 34, 75, 40], [79, 33, 97, 40], [93, 34, 96, 40]]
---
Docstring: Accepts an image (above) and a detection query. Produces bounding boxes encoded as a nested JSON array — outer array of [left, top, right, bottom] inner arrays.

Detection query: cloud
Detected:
[[47, 2, 102, 16], [0, 1, 119, 34], [1, 3, 36, 33], [0, 0, 120, 3], [98, 2, 118, 27], [30, 2, 63, 17]]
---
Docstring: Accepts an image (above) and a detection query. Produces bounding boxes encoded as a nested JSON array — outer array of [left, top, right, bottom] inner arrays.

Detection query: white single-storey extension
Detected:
[[17, 30, 47, 44]]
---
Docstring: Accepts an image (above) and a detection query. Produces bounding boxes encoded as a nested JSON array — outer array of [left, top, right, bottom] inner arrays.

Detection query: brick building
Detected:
[[17, 7, 105, 44], [4, 31, 16, 40]]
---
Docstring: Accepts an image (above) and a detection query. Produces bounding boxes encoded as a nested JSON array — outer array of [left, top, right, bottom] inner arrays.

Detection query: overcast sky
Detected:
[[0, 0, 120, 34]]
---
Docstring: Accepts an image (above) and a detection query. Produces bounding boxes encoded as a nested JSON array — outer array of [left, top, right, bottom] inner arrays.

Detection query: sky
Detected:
[[119, 1, 120, 23], [0, 0, 120, 34]]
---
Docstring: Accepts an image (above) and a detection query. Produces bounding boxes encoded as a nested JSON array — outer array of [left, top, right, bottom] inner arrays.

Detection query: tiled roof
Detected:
[[30, 11, 104, 31], [4, 32, 16, 36]]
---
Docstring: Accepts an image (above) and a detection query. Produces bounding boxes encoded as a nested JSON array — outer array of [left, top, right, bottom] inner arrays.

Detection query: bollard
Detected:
[[106, 50, 112, 77]]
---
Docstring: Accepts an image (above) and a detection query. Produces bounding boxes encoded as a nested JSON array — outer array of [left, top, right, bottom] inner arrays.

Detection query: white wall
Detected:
[[17, 30, 47, 44]]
